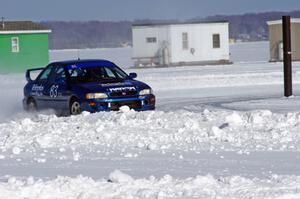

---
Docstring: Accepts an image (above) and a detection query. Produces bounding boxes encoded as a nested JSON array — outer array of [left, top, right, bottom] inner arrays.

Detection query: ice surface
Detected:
[[230, 41, 269, 63], [48, 41, 270, 67]]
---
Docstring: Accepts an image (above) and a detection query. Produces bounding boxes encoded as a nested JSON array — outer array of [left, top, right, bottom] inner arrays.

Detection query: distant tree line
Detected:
[[41, 21, 132, 49], [200, 10, 300, 41], [42, 10, 300, 49]]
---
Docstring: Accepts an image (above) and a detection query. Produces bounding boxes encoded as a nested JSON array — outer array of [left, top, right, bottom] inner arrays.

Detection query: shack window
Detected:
[[213, 34, 220, 48], [11, 37, 19, 52], [182, 32, 189, 50], [146, 37, 157, 43]]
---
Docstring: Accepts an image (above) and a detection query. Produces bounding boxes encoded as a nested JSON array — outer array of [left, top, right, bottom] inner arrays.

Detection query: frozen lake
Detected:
[[49, 41, 270, 67]]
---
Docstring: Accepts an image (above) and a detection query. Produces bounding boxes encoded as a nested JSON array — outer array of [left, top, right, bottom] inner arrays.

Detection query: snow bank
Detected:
[[1, 171, 300, 198], [1, 109, 300, 154]]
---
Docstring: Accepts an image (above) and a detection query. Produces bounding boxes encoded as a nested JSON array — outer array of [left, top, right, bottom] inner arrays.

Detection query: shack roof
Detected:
[[0, 21, 51, 34]]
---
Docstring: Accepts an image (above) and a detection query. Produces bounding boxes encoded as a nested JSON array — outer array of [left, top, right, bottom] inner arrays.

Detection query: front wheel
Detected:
[[70, 99, 82, 115]]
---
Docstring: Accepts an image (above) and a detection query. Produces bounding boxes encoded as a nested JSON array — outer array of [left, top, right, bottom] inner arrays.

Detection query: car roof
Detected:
[[49, 59, 117, 67]]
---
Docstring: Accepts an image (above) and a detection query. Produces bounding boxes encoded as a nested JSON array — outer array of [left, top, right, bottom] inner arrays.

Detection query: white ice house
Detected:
[[132, 21, 230, 67]]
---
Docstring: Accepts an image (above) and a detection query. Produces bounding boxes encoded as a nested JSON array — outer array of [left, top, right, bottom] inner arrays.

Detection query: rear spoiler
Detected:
[[26, 67, 45, 82]]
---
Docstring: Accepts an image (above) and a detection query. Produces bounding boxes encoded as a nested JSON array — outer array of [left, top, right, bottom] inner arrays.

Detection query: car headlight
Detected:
[[86, 93, 108, 99], [139, 89, 152, 95]]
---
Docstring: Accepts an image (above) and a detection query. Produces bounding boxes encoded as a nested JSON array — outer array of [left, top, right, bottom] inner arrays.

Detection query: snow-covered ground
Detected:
[[3, 171, 300, 198], [2, 42, 300, 198]]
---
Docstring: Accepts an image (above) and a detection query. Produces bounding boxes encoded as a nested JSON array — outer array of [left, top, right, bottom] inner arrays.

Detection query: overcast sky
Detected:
[[1, 0, 300, 21]]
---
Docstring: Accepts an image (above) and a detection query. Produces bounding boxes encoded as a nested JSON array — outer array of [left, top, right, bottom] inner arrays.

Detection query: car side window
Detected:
[[104, 67, 117, 78], [104, 66, 127, 79], [50, 66, 66, 83], [38, 67, 52, 81], [68, 68, 86, 78], [54, 67, 66, 78]]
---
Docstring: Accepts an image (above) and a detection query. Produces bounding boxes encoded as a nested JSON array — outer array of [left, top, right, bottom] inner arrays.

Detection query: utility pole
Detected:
[[282, 16, 293, 97]]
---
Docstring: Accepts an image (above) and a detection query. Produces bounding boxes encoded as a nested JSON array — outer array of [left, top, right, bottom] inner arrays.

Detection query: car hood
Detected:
[[73, 79, 149, 93]]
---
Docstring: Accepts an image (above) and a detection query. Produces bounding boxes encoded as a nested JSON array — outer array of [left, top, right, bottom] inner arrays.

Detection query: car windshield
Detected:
[[68, 66, 128, 84]]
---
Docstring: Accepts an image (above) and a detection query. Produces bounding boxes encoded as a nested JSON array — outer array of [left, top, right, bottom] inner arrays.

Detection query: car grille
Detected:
[[111, 101, 141, 110], [110, 90, 138, 97]]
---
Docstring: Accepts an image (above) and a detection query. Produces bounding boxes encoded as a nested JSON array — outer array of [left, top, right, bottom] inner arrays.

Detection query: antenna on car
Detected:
[[77, 49, 80, 60]]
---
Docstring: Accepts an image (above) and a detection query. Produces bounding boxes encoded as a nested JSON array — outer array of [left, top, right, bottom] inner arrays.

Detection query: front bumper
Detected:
[[81, 94, 155, 112]]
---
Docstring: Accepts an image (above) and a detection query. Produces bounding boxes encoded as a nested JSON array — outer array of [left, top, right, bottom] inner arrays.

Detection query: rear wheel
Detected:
[[70, 98, 82, 115], [27, 98, 37, 112]]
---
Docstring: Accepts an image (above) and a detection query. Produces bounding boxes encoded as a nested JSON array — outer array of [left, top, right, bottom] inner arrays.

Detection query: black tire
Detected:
[[70, 98, 82, 115], [27, 98, 37, 112]]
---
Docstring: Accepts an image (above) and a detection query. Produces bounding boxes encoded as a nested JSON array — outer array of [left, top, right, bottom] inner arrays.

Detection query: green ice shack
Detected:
[[0, 20, 51, 73]]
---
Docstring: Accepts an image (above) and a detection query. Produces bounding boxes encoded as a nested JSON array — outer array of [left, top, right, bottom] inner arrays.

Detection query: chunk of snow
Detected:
[[73, 152, 80, 161], [108, 170, 134, 183], [36, 135, 53, 148], [211, 126, 224, 139], [147, 143, 158, 150], [34, 158, 47, 163], [119, 106, 130, 113], [12, 147, 21, 155], [136, 143, 145, 149], [225, 112, 243, 126]]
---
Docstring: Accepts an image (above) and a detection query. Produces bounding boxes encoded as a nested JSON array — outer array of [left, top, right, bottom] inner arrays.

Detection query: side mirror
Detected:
[[129, 73, 137, 79]]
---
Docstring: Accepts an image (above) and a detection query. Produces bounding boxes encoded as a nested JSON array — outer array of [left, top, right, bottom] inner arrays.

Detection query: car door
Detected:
[[47, 65, 70, 110], [33, 66, 54, 109]]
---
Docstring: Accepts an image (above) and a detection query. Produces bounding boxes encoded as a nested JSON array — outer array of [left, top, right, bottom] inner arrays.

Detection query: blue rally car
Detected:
[[23, 60, 155, 115]]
